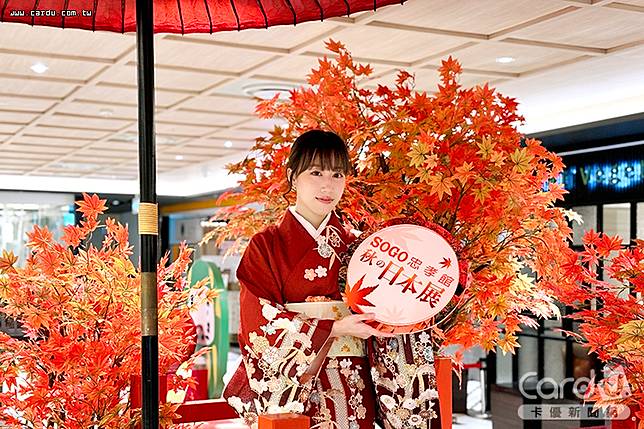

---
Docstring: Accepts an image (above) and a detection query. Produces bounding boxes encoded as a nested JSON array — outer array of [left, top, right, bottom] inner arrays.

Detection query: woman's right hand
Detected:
[[330, 313, 395, 339]]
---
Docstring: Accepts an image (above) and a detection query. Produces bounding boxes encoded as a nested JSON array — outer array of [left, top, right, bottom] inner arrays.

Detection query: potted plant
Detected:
[[203, 41, 578, 356], [0, 193, 208, 428]]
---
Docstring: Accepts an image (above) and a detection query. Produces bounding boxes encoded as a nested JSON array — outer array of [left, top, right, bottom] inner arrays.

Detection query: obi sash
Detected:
[[285, 301, 366, 358]]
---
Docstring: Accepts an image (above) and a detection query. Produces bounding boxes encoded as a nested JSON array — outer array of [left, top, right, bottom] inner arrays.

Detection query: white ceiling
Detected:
[[1, 0, 644, 196]]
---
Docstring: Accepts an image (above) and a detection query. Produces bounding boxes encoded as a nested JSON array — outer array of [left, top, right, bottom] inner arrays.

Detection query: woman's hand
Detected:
[[330, 313, 396, 339]]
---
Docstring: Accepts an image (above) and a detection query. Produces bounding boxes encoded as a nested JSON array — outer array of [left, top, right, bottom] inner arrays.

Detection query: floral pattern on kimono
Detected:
[[225, 296, 333, 427], [369, 330, 441, 429], [223, 210, 377, 429]]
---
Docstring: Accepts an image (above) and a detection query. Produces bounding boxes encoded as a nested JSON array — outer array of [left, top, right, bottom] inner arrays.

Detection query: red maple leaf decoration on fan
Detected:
[[439, 257, 452, 269], [342, 274, 377, 313]]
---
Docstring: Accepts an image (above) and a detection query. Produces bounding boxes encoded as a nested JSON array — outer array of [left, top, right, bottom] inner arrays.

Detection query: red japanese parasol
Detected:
[[1, 0, 405, 33], [1, 1, 406, 426]]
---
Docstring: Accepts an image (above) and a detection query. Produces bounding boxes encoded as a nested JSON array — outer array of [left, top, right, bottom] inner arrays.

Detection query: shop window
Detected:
[[571, 205, 597, 246], [602, 203, 630, 244]]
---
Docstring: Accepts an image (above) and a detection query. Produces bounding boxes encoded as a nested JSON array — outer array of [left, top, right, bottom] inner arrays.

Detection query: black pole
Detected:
[[136, 0, 159, 428]]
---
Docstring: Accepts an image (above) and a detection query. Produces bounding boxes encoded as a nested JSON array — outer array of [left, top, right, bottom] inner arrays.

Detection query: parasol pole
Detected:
[[135, 0, 159, 427]]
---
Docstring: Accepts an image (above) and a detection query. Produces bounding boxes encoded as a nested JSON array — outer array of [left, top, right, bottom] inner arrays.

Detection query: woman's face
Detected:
[[292, 162, 346, 227]]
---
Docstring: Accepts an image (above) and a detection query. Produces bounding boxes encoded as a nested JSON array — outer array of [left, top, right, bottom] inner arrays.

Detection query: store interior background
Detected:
[[1, 0, 644, 427]]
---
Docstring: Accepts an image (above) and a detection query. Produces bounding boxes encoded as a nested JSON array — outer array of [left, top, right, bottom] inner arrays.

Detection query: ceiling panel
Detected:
[[510, 6, 644, 48], [39, 113, 132, 131], [305, 26, 467, 63], [57, 101, 139, 119], [188, 20, 339, 49], [156, 110, 247, 127], [102, 64, 230, 92], [429, 41, 583, 73], [163, 145, 232, 156], [155, 39, 276, 73], [209, 128, 268, 141], [252, 54, 391, 82], [3, 143, 73, 154], [0, 77, 75, 98], [0, 111, 38, 124], [0, 124, 23, 134], [28, 125, 109, 140], [180, 95, 258, 114], [0, 53, 106, 81], [155, 123, 217, 137], [0, 95, 56, 112], [74, 85, 188, 108], [0, 23, 134, 60], [15, 135, 91, 147], [369, 0, 569, 34]]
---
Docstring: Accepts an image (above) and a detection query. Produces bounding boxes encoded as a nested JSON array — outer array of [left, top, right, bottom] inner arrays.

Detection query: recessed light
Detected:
[[175, 155, 184, 160], [112, 200, 121, 206], [30, 62, 49, 74], [242, 83, 298, 100], [495, 56, 516, 64], [224, 140, 233, 148], [99, 108, 114, 117]]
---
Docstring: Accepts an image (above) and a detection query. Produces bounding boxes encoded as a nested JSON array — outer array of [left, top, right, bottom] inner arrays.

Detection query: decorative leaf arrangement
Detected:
[[0, 194, 208, 428], [560, 232, 644, 422], [203, 40, 578, 356]]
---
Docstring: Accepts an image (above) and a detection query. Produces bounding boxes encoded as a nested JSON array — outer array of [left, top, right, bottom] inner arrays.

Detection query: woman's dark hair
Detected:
[[285, 129, 351, 191]]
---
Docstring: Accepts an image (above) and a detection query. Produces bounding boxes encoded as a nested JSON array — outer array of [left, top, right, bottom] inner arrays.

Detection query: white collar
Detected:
[[289, 206, 332, 239]]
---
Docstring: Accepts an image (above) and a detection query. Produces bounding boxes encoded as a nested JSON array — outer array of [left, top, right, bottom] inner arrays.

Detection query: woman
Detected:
[[223, 130, 392, 428]]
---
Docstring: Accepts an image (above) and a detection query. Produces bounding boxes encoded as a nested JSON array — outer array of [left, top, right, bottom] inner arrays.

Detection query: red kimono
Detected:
[[223, 209, 377, 428], [223, 209, 441, 429]]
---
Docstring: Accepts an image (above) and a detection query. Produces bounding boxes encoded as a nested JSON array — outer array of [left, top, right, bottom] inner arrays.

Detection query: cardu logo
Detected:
[[517, 366, 632, 421]]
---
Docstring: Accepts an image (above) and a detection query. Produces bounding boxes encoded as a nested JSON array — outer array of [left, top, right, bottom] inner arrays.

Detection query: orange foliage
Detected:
[[560, 234, 644, 416], [204, 41, 578, 352], [0, 194, 205, 428]]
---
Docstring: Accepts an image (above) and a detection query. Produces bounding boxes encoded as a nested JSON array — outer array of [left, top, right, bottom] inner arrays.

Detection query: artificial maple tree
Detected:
[[203, 40, 578, 355], [0, 194, 206, 428], [559, 231, 644, 423]]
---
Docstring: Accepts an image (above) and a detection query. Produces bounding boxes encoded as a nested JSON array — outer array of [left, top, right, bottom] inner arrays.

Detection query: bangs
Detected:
[[288, 130, 351, 181], [300, 147, 350, 174]]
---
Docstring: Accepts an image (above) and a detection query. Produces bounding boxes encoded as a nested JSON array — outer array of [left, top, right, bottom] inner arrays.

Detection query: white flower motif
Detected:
[[380, 395, 397, 410], [227, 396, 244, 411], [340, 358, 352, 369], [273, 317, 297, 332], [418, 331, 431, 344], [402, 398, 417, 410], [304, 268, 316, 281], [284, 401, 305, 414], [315, 265, 327, 278], [261, 304, 280, 321], [249, 378, 269, 393]]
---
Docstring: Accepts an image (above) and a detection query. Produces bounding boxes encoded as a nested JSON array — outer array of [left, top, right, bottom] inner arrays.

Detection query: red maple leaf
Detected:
[[342, 275, 377, 313], [62, 225, 84, 248], [76, 193, 107, 219], [439, 257, 452, 269], [26, 225, 53, 251], [0, 250, 18, 274]]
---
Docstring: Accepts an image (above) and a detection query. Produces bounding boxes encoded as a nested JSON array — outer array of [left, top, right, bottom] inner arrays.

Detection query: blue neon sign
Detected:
[[559, 160, 644, 193]]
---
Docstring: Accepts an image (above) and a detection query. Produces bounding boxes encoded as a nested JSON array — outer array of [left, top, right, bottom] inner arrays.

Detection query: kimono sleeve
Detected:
[[223, 232, 334, 423]]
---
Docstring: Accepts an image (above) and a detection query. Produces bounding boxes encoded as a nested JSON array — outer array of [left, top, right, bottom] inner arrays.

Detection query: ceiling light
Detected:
[[99, 108, 114, 117], [224, 140, 233, 148], [175, 155, 184, 160], [112, 200, 121, 206], [30, 62, 49, 74], [242, 83, 298, 100], [495, 56, 516, 64], [53, 162, 100, 171]]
